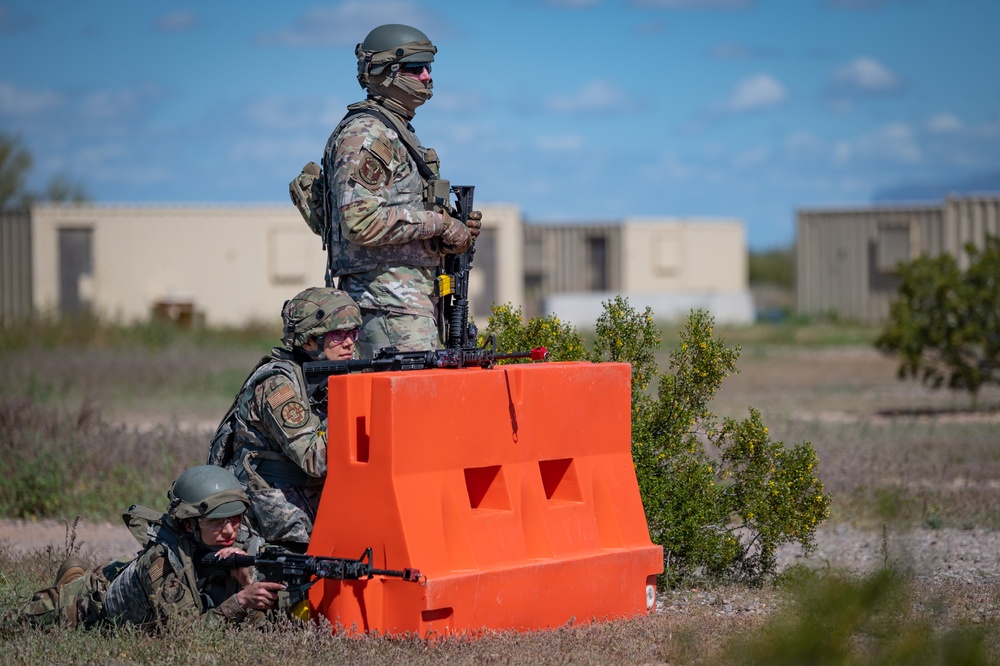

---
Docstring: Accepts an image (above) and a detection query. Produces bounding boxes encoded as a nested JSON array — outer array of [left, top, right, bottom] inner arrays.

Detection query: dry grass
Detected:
[[3, 322, 1000, 662]]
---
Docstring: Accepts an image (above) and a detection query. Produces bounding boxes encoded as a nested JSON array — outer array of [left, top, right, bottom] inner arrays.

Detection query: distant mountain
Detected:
[[873, 171, 1000, 203]]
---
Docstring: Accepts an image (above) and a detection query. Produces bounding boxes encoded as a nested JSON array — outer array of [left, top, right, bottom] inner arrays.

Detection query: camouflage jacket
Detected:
[[1, 508, 261, 633], [207, 347, 327, 545], [102, 511, 255, 629], [324, 100, 447, 317]]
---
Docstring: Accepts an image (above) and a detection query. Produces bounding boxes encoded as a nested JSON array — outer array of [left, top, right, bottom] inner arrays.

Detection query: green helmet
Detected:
[[281, 287, 362, 349], [356, 23, 437, 89], [167, 465, 249, 521]]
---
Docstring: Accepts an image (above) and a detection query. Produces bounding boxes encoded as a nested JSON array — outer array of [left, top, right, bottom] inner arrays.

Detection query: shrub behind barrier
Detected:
[[485, 297, 831, 585]]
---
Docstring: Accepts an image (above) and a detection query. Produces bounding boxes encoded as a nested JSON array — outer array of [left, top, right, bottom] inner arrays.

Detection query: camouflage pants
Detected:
[[245, 484, 321, 550], [357, 309, 439, 358], [1, 564, 120, 633]]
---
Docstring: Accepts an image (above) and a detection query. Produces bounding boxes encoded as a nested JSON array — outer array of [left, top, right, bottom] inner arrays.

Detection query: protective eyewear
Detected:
[[398, 62, 431, 75], [325, 328, 361, 345], [201, 515, 242, 531]]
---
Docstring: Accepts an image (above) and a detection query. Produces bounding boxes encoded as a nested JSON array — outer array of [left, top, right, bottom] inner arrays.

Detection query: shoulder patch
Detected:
[[266, 383, 296, 411], [370, 135, 393, 167], [148, 557, 165, 583], [280, 400, 310, 428], [354, 149, 389, 190], [160, 573, 186, 604]]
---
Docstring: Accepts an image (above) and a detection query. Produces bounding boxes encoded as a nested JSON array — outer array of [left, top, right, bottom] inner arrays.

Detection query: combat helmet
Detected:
[[167, 465, 249, 522], [356, 23, 437, 89], [281, 287, 362, 349]]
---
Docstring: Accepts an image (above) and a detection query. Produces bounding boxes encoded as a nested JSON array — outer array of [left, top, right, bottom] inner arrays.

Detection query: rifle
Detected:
[[438, 185, 477, 348], [301, 335, 549, 396], [201, 546, 423, 607]]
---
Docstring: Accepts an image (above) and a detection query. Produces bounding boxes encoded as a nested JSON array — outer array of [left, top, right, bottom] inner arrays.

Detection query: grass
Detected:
[[2, 316, 1000, 662]]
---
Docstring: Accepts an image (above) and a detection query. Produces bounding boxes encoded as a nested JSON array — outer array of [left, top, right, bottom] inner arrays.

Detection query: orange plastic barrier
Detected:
[[307, 361, 663, 635]]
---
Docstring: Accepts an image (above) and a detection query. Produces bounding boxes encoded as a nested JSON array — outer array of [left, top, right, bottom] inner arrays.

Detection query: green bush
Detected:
[[748, 245, 795, 288], [485, 297, 830, 585], [723, 566, 996, 665], [876, 236, 1000, 397]]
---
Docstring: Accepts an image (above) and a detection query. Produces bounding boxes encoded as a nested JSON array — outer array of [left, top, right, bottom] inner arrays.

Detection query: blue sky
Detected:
[[2, 0, 999, 250]]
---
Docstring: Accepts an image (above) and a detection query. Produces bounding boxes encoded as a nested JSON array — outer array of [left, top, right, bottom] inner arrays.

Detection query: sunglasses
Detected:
[[325, 328, 361, 345], [398, 62, 432, 75]]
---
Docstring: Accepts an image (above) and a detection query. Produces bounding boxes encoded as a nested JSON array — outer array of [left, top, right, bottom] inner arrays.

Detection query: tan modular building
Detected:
[[526, 217, 753, 326], [7, 202, 523, 328], [2, 202, 750, 329], [797, 195, 1000, 323]]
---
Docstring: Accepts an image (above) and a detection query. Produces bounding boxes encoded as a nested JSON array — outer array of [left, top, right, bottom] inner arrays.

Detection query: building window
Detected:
[[587, 236, 608, 291], [652, 233, 681, 276], [876, 224, 911, 273], [58, 227, 93, 314], [269, 227, 309, 284]]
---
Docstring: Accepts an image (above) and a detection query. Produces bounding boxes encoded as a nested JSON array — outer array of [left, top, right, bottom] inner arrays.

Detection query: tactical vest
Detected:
[[103, 506, 257, 625], [207, 350, 316, 489], [323, 100, 444, 278]]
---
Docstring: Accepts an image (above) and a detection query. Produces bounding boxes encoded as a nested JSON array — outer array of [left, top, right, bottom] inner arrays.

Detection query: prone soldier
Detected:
[[1, 466, 283, 633]]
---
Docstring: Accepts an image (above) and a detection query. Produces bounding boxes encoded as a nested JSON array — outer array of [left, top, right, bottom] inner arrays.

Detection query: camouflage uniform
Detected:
[[208, 347, 327, 547], [1, 504, 262, 633], [325, 100, 447, 357], [208, 287, 362, 549]]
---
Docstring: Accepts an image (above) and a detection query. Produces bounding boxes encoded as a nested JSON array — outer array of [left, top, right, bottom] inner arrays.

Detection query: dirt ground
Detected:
[[3, 345, 999, 569]]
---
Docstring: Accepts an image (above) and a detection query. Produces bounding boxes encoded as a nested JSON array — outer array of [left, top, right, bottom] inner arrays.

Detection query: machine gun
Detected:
[[438, 185, 477, 348], [302, 335, 549, 396], [202, 546, 423, 607]]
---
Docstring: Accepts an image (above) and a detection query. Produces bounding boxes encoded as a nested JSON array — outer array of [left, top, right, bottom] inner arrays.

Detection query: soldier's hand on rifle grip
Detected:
[[214, 546, 254, 586], [440, 209, 473, 254], [236, 581, 286, 611], [466, 210, 483, 239]]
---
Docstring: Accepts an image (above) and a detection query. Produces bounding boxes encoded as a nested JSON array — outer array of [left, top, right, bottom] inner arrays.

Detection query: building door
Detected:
[[58, 227, 93, 314], [587, 236, 608, 291]]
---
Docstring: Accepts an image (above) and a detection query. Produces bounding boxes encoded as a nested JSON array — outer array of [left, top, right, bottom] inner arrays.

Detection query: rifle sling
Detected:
[[341, 105, 436, 181]]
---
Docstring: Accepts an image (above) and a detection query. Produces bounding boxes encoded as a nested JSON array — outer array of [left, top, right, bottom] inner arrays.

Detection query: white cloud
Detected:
[[543, 79, 633, 114], [730, 145, 771, 168], [544, 0, 601, 7], [229, 137, 318, 163], [783, 130, 825, 154], [0, 82, 63, 116], [926, 112, 962, 133], [242, 95, 347, 131], [153, 10, 199, 33], [823, 0, 913, 9], [632, 0, 754, 8], [828, 56, 901, 96], [720, 73, 787, 113], [709, 42, 778, 60], [78, 90, 145, 123], [428, 89, 489, 114], [856, 122, 922, 163], [256, 1, 434, 48], [535, 134, 585, 152], [833, 141, 852, 165]]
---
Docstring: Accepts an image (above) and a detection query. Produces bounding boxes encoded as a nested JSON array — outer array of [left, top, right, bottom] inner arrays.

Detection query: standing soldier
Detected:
[[318, 23, 482, 357], [207, 287, 362, 551], [1, 466, 284, 633]]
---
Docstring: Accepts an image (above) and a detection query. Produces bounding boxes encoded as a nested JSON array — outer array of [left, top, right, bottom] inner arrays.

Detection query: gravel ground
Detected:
[[6, 518, 999, 625], [653, 523, 1000, 623]]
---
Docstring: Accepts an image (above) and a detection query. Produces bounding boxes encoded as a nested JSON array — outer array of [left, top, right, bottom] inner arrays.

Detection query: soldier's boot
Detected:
[[54, 556, 87, 588]]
